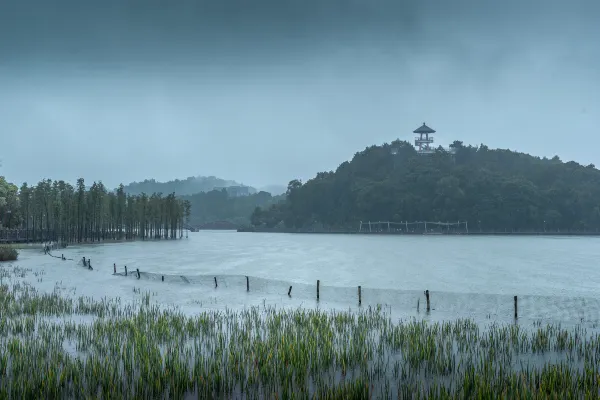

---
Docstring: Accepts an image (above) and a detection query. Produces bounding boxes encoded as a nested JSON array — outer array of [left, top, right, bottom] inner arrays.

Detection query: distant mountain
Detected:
[[122, 176, 257, 196], [259, 184, 287, 196]]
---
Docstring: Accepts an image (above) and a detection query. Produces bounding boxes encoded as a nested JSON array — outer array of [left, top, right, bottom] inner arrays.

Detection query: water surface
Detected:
[[8, 231, 600, 328]]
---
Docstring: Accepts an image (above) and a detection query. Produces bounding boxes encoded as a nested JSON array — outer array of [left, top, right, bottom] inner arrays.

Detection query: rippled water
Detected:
[[6, 231, 600, 328]]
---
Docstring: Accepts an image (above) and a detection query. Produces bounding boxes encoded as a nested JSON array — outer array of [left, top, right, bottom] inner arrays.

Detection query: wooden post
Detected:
[[214, 277, 218, 288], [358, 285, 362, 306], [161, 275, 164, 282], [125, 266, 127, 276], [137, 268, 140, 279], [425, 290, 430, 312], [288, 286, 292, 296], [514, 296, 518, 319], [113, 263, 116, 274], [246, 276, 249, 291], [317, 280, 320, 301]]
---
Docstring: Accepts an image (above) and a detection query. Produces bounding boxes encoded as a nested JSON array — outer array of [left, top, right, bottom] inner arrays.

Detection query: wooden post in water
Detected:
[[358, 286, 362, 306], [137, 268, 140, 279], [113, 263, 116, 274], [246, 276, 249, 291], [288, 286, 292, 296], [425, 290, 430, 312], [161, 275, 164, 282], [125, 266, 127, 276], [214, 277, 218, 288], [514, 296, 518, 319], [317, 280, 320, 301]]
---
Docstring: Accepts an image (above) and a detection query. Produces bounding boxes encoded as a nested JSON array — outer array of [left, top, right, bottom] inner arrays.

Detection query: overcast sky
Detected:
[[0, 0, 599, 189]]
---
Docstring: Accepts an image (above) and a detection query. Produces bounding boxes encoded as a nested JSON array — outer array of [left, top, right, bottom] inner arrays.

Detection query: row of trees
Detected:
[[0, 177, 191, 243], [251, 140, 600, 232]]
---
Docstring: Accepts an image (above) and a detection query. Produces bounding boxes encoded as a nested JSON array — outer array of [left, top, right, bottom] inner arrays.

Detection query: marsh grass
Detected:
[[1, 264, 600, 399], [0, 245, 18, 262]]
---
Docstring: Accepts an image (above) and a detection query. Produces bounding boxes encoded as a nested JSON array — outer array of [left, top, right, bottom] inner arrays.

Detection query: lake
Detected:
[[9, 231, 600, 328]]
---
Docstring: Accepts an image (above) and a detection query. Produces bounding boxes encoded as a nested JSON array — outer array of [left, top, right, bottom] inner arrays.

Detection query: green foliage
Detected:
[[0, 176, 19, 229], [121, 176, 288, 227], [122, 176, 256, 196], [182, 189, 283, 227], [253, 140, 600, 231], [9, 179, 190, 242], [0, 245, 18, 262]]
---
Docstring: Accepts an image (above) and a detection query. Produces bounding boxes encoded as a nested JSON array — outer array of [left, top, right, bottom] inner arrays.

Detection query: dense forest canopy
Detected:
[[181, 189, 283, 227], [251, 140, 600, 232], [0, 177, 190, 242], [122, 176, 257, 197], [122, 177, 286, 227], [1, 175, 283, 234]]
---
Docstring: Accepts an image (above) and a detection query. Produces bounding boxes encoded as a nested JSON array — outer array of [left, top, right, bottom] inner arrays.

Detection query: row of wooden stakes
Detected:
[[113, 272, 521, 319]]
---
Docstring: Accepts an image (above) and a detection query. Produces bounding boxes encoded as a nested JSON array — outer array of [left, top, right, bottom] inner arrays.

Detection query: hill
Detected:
[[182, 189, 284, 227], [251, 140, 600, 232], [122, 176, 257, 197], [258, 184, 287, 196]]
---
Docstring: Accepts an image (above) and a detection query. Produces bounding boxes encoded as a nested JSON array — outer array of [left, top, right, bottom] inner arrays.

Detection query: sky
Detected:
[[0, 0, 599, 190]]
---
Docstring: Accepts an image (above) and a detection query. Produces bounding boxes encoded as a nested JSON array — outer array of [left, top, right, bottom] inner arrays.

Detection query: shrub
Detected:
[[0, 245, 18, 262]]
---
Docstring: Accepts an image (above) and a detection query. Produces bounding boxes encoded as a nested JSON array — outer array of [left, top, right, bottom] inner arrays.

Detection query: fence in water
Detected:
[[112, 268, 600, 328]]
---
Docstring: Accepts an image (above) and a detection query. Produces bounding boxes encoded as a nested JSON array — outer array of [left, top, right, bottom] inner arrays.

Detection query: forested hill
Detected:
[[251, 140, 600, 231], [122, 176, 257, 196], [181, 190, 283, 227], [120, 176, 288, 227]]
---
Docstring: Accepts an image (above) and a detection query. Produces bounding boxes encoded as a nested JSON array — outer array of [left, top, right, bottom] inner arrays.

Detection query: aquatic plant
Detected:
[[2, 264, 600, 399]]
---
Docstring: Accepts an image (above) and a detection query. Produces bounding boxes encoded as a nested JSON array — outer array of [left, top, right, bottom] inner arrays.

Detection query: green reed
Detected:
[[1, 264, 600, 399]]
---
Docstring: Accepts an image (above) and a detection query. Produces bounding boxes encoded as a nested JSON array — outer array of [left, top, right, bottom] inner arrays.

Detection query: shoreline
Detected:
[[1, 264, 599, 398], [4, 237, 181, 250], [237, 227, 600, 237]]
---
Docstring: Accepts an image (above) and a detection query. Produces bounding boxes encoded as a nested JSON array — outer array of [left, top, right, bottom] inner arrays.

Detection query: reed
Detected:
[[1, 264, 600, 399]]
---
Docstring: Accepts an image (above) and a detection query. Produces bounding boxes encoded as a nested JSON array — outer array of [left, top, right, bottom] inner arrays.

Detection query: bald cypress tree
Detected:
[[8, 178, 187, 243]]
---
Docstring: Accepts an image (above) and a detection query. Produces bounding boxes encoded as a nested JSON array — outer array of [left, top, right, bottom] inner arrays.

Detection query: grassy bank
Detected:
[[0, 245, 18, 261], [1, 265, 600, 398]]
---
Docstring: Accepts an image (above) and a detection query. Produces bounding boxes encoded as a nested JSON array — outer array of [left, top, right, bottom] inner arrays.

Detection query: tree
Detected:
[[0, 177, 189, 243], [253, 140, 600, 232], [180, 190, 282, 227], [0, 176, 19, 229]]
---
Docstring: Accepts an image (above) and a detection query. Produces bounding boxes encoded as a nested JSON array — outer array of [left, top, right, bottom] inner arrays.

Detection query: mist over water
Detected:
[[10, 232, 600, 329]]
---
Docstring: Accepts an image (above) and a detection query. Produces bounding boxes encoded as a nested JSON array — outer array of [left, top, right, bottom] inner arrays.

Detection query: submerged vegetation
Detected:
[[252, 141, 600, 232], [0, 177, 191, 243], [2, 265, 600, 398], [0, 245, 18, 261]]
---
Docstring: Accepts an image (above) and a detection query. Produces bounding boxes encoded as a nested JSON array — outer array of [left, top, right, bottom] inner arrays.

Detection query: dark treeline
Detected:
[[251, 140, 600, 232], [181, 189, 283, 227], [122, 176, 256, 196], [1, 178, 191, 243]]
